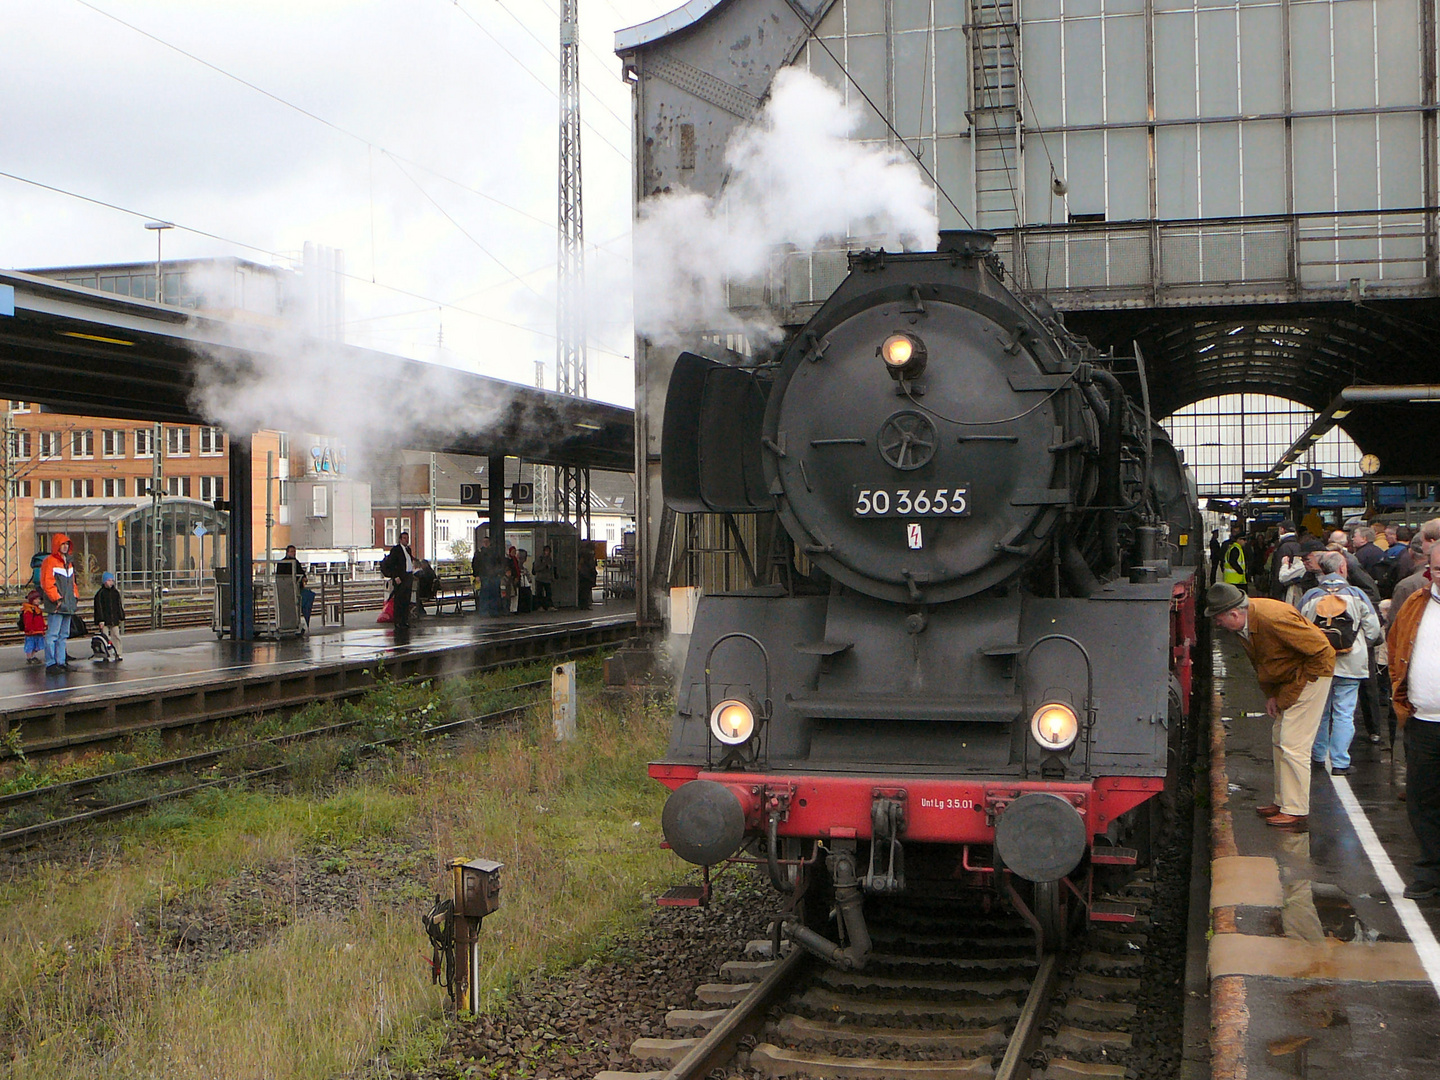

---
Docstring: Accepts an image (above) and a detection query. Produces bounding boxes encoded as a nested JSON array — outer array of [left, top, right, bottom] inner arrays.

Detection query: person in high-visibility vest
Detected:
[[1222, 524, 1249, 588]]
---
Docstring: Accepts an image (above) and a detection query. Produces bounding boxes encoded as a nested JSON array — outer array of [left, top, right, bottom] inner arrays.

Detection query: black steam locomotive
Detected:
[[655, 231, 1201, 963]]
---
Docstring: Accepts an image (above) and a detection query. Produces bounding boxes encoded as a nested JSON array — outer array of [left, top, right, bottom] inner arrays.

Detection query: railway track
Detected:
[[0, 675, 552, 850], [602, 876, 1153, 1080]]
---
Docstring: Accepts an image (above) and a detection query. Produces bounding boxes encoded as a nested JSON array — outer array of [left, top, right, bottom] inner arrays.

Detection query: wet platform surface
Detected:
[[0, 602, 635, 718], [1210, 633, 1440, 1078]]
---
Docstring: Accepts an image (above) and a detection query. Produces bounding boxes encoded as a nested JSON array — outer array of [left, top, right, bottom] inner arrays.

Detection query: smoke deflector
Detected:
[[662, 351, 774, 513]]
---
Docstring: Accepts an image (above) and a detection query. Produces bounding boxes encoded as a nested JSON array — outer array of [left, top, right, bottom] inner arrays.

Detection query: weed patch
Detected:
[[0, 668, 675, 1080]]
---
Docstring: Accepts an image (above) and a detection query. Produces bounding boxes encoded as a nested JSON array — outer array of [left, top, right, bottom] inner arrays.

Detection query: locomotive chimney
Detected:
[[936, 230, 997, 256]]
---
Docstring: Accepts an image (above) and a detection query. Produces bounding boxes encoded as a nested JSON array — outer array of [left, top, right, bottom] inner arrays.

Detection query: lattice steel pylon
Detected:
[[556, 0, 590, 536]]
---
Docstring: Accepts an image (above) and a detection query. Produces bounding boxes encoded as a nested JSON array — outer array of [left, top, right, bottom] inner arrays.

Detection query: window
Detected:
[[37, 480, 60, 499], [9, 401, 29, 412], [165, 476, 192, 497], [199, 427, 225, 456], [166, 426, 191, 456], [7, 431, 31, 459], [71, 430, 95, 459], [200, 476, 224, 501], [384, 517, 397, 546], [38, 432, 61, 460], [70, 478, 95, 498], [437, 521, 450, 543], [277, 431, 290, 460], [103, 478, 126, 497], [9, 479, 32, 498], [312, 485, 328, 518], [135, 477, 151, 497], [102, 429, 125, 457], [401, 517, 411, 537], [134, 428, 154, 457]]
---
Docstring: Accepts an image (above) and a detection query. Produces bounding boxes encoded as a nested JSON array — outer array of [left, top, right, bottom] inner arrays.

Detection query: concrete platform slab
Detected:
[[1208, 633, 1440, 1080]]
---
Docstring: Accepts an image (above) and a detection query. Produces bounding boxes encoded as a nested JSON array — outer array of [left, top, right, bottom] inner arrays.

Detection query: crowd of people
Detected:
[[1205, 514, 1440, 902]]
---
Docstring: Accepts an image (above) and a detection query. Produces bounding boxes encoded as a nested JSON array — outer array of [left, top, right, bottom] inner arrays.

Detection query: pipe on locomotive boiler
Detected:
[[1083, 373, 1125, 571]]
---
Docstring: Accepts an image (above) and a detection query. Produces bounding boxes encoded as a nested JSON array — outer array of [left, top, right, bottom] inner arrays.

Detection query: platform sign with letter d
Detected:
[[1297, 469, 1323, 496]]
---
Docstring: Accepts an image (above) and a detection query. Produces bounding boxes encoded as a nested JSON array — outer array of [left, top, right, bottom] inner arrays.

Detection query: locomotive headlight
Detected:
[[710, 699, 756, 745], [879, 333, 927, 379], [1030, 702, 1079, 751]]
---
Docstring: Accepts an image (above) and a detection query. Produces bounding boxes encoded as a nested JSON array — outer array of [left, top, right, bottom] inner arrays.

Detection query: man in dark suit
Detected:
[[382, 530, 417, 629]]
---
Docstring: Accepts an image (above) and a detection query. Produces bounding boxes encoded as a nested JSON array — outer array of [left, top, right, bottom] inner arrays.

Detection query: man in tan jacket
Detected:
[[1207, 582, 1336, 829]]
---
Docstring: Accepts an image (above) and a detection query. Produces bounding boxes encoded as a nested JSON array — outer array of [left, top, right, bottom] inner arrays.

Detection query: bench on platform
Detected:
[[422, 576, 474, 616]]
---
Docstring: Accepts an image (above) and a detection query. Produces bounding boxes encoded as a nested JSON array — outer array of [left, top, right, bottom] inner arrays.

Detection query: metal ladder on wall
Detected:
[[968, 0, 1023, 231]]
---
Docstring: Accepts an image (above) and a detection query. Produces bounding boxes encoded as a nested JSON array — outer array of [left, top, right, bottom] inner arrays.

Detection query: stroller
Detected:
[[90, 622, 120, 663]]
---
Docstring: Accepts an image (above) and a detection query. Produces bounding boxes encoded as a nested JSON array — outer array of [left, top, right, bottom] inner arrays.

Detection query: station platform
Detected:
[[0, 602, 635, 754], [1207, 634, 1440, 1079]]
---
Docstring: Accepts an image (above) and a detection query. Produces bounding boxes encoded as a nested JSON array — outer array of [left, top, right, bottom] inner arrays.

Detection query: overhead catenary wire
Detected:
[[382, 151, 548, 302], [66, 0, 592, 236], [484, 0, 634, 134], [796, 25, 975, 231], [443, 0, 631, 162], [0, 168, 632, 362]]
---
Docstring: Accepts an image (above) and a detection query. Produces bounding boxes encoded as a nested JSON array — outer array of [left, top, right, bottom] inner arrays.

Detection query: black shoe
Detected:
[[44, 664, 61, 675], [1332, 766, 1354, 775], [1403, 882, 1439, 900]]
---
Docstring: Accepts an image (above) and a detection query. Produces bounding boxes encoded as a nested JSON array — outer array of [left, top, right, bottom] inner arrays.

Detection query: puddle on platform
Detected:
[[1311, 884, 1382, 944]]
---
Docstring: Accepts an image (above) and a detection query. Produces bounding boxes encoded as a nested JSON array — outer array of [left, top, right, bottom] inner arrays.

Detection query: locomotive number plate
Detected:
[[852, 486, 971, 518]]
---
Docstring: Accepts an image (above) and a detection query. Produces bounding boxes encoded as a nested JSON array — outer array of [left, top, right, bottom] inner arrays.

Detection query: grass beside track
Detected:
[[0, 660, 675, 1079]]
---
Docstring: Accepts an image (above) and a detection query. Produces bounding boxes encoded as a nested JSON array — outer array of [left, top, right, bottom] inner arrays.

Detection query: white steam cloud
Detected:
[[189, 324, 510, 477], [633, 67, 940, 343]]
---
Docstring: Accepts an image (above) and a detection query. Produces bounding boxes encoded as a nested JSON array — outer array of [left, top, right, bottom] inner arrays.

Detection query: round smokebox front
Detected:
[[993, 793, 1087, 882]]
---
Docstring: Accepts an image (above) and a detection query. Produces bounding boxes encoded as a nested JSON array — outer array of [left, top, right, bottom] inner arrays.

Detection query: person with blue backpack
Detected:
[[1300, 551, 1384, 774]]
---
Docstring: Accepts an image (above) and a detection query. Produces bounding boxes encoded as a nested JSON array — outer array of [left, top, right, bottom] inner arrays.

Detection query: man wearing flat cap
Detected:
[[1206, 581, 1336, 829]]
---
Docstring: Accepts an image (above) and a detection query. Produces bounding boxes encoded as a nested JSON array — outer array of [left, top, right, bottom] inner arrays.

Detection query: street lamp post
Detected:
[[143, 221, 173, 303]]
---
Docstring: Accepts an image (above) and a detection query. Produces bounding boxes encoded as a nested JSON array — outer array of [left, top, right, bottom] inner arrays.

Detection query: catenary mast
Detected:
[[555, 0, 589, 536]]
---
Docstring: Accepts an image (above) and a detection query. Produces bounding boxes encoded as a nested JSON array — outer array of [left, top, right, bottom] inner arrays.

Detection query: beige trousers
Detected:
[[102, 622, 123, 657], [1272, 675, 1331, 816]]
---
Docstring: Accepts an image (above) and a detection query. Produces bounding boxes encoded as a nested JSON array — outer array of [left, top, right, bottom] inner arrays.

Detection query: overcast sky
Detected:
[[0, 0, 681, 407]]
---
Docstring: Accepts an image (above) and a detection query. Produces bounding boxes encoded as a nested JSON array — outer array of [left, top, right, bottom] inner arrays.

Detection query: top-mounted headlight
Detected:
[[710, 699, 756, 745], [1030, 701, 1079, 751], [879, 333, 927, 379]]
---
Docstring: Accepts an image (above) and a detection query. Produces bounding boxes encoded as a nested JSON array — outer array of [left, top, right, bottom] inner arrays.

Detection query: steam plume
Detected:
[[633, 67, 939, 343]]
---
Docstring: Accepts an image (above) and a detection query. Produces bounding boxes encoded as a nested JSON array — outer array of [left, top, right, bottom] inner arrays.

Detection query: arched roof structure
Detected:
[[1065, 298, 1440, 478]]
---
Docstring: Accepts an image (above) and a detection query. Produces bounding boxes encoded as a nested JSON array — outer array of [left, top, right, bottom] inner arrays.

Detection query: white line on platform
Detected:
[[1331, 774, 1440, 995]]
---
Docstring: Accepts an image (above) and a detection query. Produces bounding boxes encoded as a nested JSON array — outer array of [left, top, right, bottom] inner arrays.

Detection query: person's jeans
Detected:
[[1403, 719, 1440, 890], [44, 613, 71, 667], [1313, 677, 1361, 770]]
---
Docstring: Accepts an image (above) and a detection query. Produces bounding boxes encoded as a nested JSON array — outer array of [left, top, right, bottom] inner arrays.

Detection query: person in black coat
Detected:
[[381, 531, 417, 628], [93, 571, 126, 660]]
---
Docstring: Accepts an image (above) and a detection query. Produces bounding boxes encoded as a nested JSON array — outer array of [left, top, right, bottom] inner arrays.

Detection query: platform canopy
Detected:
[[0, 270, 633, 473], [1067, 298, 1440, 479]]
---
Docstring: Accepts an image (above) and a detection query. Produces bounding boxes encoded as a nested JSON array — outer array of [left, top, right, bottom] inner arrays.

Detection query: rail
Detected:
[[0, 682, 549, 849]]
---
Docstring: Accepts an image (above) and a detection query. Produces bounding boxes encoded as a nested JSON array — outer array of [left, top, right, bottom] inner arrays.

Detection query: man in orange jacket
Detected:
[[1207, 582, 1336, 829], [1387, 542, 1440, 900], [39, 532, 79, 674]]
